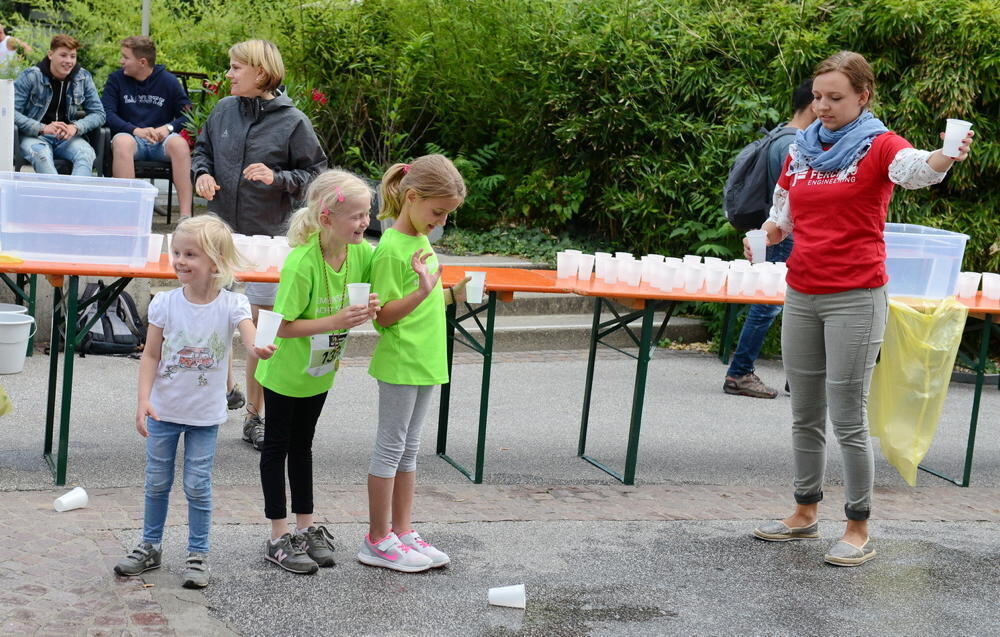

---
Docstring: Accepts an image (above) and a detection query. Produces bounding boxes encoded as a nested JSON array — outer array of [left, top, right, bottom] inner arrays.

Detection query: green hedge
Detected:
[[19, 0, 998, 270]]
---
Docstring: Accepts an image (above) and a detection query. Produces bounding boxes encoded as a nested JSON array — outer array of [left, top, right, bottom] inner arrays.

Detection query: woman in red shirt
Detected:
[[749, 51, 974, 566]]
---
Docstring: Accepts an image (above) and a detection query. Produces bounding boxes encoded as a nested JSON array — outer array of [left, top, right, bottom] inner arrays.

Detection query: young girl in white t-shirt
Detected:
[[114, 215, 275, 589]]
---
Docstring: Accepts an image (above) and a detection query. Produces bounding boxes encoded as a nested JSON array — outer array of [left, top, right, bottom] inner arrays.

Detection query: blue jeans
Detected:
[[19, 134, 96, 176], [727, 235, 794, 378], [143, 418, 219, 553]]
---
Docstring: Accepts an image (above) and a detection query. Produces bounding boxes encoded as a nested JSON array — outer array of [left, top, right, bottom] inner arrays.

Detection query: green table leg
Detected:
[[719, 303, 741, 365], [577, 297, 603, 456], [918, 314, 992, 486], [44, 276, 79, 486], [436, 292, 497, 483], [43, 282, 63, 469]]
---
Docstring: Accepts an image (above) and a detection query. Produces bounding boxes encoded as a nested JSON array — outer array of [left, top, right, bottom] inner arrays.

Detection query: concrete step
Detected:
[[230, 312, 707, 360]]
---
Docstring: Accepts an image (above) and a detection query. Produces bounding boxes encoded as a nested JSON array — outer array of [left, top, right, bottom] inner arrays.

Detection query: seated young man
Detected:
[[102, 36, 193, 217], [13, 34, 105, 176]]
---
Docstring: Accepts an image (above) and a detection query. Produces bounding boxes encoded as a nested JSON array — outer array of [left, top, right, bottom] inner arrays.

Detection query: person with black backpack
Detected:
[[722, 78, 815, 399]]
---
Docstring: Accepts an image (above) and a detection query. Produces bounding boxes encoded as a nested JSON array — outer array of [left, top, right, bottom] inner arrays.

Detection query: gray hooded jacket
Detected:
[[191, 94, 327, 236]]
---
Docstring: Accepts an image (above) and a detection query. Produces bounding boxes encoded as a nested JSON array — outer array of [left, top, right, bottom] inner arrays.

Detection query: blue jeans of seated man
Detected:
[[726, 235, 794, 378], [143, 418, 220, 553], [19, 134, 96, 176]]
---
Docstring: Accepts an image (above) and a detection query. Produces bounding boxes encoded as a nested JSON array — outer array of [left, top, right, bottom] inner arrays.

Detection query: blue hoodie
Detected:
[[101, 64, 191, 135]]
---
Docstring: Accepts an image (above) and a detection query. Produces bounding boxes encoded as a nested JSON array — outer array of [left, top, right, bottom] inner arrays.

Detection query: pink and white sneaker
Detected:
[[357, 532, 432, 573], [396, 529, 450, 568]]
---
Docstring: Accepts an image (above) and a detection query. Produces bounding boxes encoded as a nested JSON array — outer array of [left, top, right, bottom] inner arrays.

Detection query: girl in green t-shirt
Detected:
[[255, 170, 380, 575], [358, 154, 470, 573]]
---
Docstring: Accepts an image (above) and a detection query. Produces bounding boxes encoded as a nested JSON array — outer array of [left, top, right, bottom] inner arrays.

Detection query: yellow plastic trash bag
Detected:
[[868, 298, 968, 486], [0, 385, 12, 417]]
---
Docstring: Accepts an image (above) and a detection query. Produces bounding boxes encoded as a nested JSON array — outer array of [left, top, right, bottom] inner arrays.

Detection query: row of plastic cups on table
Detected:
[[555, 251, 787, 296], [153, 233, 294, 271], [956, 272, 1000, 300]]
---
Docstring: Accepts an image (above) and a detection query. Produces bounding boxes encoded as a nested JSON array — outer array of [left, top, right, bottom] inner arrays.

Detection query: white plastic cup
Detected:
[[981, 272, 1000, 301], [942, 118, 973, 158], [621, 259, 642, 287], [726, 269, 744, 296], [741, 269, 761, 296], [702, 256, 722, 266], [615, 252, 632, 260], [488, 584, 526, 609], [347, 282, 371, 307], [683, 254, 701, 264], [956, 271, 981, 298], [684, 263, 705, 293], [556, 252, 579, 279], [276, 244, 293, 270], [254, 309, 283, 348], [577, 254, 595, 280], [464, 271, 486, 303], [745, 230, 767, 264], [704, 266, 727, 294], [601, 257, 619, 284], [760, 269, 782, 296], [166, 233, 174, 266], [53, 486, 88, 512], [146, 234, 163, 264]]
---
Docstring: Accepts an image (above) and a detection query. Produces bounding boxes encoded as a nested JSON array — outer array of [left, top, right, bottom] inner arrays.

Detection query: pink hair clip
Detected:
[[320, 206, 331, 216], [335, 186, 345, 202], [402, 164, 411, 174]]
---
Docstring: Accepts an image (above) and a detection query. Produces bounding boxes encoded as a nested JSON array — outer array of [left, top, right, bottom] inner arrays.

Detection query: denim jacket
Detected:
[[13, 63, 105, 137]]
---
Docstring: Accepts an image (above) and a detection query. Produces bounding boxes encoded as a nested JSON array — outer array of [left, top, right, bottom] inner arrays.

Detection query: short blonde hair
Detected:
[[378, 154, 466, 221], [228, 39, 284, 93], [286, 170, 372, 247], [173, 215, 243, 289]]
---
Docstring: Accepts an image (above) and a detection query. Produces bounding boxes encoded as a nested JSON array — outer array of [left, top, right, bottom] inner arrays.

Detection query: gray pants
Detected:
[[781, 285, 888, 520], [368, 381, 435, 478]]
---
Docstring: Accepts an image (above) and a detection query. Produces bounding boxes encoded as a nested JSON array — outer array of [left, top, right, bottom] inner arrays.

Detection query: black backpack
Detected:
[[723, 125, 797, 232], [77, 280, 146, 356]]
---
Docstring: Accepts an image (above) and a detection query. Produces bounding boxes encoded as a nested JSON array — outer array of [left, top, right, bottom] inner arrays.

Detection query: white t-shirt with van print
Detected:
[[148, 287, 251, 426]]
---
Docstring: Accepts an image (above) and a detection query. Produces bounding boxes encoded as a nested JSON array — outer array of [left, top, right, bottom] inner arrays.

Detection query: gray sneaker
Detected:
[[753, 520, 820, 542], [265, 533, 319, 574], [298, 526, 336, 567], [824, 538, 876, 567], [182, 552, 210, 588], [114, 542, 162, 576], [242, 413, 265, 451], [724, 373, 778, 399], [227, 384, 246, 410]]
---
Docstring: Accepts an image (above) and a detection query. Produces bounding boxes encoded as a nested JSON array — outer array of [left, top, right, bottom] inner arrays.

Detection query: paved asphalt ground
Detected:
[[1, 346, 999, 635]]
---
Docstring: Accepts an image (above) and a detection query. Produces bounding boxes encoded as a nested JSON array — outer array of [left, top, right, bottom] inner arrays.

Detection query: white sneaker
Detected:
[[396, 529, 450, 567], [357, 532, 432, 573]]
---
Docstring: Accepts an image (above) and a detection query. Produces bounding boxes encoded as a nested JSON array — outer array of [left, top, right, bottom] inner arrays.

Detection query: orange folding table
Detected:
[[0, 256, 279, 485]]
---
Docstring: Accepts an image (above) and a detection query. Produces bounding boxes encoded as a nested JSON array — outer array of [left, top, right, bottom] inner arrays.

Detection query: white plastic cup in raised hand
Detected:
[[955, 271, 981, 298], [53, 486, 88, 512], [577, 254, 595, 280], [347, 283, 371, 307], [488, 584, 526, 609], [464, 271, 487, 303], [254, 309, 283, 348], [147, 234, 163, 264], [981, 272, 1000, 301], [942, 118, 972, 158], [745, 230, 767, 264]]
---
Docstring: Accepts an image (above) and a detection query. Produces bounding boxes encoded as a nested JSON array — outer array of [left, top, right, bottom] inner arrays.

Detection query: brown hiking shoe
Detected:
[[723, 373, 778, 399]]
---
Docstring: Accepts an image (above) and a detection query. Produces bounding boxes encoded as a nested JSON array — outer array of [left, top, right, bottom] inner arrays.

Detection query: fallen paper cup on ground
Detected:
[[255, 309, 283, 348], [488, 584, 526, 609], [54, 486, 88, 512], [347, 283, 371, 307], [941, 118, 972, 158]]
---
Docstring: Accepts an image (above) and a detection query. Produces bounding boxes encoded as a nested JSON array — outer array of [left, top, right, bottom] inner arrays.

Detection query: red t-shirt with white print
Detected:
[[779, 131, 912, 295]]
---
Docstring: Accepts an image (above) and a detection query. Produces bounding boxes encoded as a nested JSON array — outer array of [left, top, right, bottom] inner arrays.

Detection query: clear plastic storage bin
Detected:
[[0, 172, 156, 266], [884, 223, 969, 299]]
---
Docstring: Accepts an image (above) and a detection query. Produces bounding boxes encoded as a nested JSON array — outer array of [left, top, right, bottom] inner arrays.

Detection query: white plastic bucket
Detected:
[[0, 313, 36, 374], [0, 303, 27, 314]]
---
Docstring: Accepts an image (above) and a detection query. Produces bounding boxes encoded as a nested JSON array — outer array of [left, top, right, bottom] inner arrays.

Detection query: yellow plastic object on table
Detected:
[[868, 298, 968, 486], [0, 255, 24, 265]]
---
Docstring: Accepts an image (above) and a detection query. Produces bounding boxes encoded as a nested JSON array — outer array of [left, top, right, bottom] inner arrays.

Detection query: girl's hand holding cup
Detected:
[[450, 276, 472, 304], [939, 127, 975, 162], [366, 293, 380, 320], [330, 304, 372, 331], [252, 344, 277, 360]]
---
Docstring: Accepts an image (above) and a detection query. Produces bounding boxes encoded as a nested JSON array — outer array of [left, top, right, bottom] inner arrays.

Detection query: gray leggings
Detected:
[[368, 381, 435, 478], [781, 285, 888, 521]]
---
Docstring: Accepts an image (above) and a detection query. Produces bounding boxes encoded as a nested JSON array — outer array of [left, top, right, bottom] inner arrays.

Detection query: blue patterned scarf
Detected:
[[791, 110, 889, 175]]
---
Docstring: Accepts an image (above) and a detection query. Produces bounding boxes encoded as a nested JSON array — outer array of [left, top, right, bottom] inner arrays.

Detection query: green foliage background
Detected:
[[9, 0, 998, 270]]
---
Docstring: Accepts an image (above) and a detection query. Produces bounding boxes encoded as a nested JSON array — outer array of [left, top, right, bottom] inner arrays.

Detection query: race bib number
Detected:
[[307, 332, 348, 377]]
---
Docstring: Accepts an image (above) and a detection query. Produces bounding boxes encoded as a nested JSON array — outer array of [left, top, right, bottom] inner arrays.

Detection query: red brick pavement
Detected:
[[3, 482, 1000, 635]]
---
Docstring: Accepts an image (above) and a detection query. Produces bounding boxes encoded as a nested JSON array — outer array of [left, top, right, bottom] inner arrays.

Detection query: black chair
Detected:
[[13, 126, 108, 176]]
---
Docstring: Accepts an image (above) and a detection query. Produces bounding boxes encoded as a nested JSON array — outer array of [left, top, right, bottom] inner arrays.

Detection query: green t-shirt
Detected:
[[256, 233, 374, 397], [368, 228, 448, 385]]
